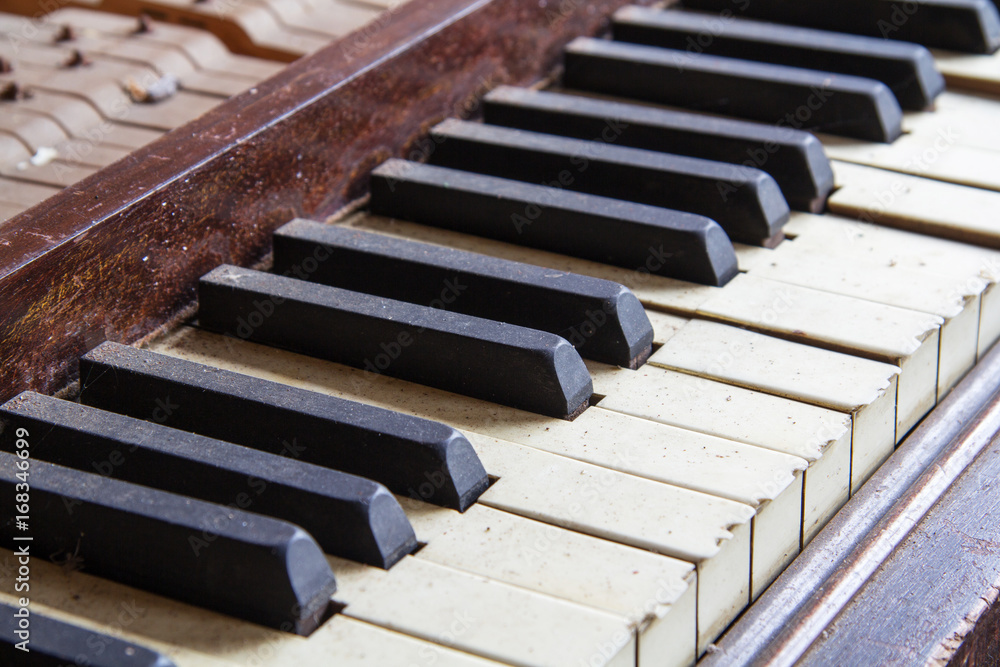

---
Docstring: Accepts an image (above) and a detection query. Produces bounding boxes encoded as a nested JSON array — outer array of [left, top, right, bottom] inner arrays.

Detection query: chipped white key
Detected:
[[332, 555, 637, 666], [648, 319, 897, 492], [150, 327, 758, 652], [784, 212, 1000, 358], [0, 553, 505, 666], [739, 239, 983, 399], [406, 502, 697, 667]]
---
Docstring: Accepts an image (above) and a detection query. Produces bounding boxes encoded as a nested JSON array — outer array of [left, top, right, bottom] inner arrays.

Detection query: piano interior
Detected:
[[2, 0, 1000, 665]]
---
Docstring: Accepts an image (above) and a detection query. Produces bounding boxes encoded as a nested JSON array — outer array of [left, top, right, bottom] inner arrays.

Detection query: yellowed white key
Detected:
[[696, 274, 941, 439], [828, 161, 1000, 251], [783, 212, 1000, 359], [0, 554, 505, 667], [648, 318, 898, 494], [738, 238, 984, 399], [903, 91, 1000, 154], [7, 61, 218, 131], [405, 502, 697, 667], [931, 47, 1000, 96], [586, 360, 849, 545], [150, 328, 758, 653], [332, 555, 637, 666], [468, 433, 752, 654], [8, 90, 164, 150], [821, 131, 1000, 192]]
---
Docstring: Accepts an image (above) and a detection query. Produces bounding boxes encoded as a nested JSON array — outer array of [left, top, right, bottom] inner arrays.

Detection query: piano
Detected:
[[1, 0, 1000, 664]]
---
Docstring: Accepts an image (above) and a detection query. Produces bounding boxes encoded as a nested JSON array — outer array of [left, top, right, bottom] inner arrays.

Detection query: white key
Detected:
[[0, 552, 505, 666], [930, 47, 1000, 97], [331, 556, 637, 666], [649, 319, 898, 493], [821, 131, 1000, 192], [406, 502, 697, 667], [696, 274, 941, 439], [586, 360, 850, 545], [738, 239, 984, 399], [783, 212, 1000, 359]]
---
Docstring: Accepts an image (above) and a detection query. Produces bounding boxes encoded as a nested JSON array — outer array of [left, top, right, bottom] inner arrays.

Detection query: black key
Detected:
[[563, 37, 904, 143], [78, 342, 489, 511], [681, 0, 1000, 54], [612, 6, 945, 110], [0, 392, 418, 569], [369, 159, 738, 287], [426, 119, 789, 247], [197, 265, 594, 419], [483, 86, 833, 213], [0, 454, 337, 635], [273, 220, 654, 368], [1, 602, 176, 667]]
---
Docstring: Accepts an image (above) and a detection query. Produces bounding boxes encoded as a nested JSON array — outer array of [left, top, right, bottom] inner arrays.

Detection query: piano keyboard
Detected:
[[4, 0, 1000, 665]]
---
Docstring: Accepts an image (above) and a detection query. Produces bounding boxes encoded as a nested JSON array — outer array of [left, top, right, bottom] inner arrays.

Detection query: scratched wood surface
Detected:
[[796, 436, 1000, 666], [0, 0, 652, 403]]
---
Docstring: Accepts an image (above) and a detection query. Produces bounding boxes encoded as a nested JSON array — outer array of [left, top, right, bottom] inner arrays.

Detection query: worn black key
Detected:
[[0, 453, 337, 635], [483, 86, 833, 213], [563, 37, 904, 143], [369, 159, 738, 287], [1, 602, 176, 667], [0, 392, 418, 568], [681, 0, 1000, 54], [273, 220, 654, 368], [612, 6, 945, 110], [197, 265, 593, 419], [426, 119, 789, 246], [78, 342, 488, 511]]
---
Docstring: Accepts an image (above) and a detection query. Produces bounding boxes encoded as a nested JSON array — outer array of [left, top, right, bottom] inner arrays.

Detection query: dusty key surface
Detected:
[[563, 37, 904, 142], [369, 159, 739, 287], [0, 559, 508, 666], [680, 0, 1000, 54], [199, 265, 594, 419], [613, 6, 945, 109], [78, 342, 489, 511], [0, 391, 419, 568], [148, 324, 811, 652], [272, 220, 654, 368], [483, 85, 834, 212], [427, 118, 790, 246], [0, 453, 338, 635]]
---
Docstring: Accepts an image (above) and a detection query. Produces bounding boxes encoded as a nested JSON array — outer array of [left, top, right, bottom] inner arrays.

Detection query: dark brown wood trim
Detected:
[[700, 339, 1000, 665], [0, 0, 648, 402]]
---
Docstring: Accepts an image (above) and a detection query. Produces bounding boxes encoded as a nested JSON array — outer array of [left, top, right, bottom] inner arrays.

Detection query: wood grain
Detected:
[[0, 0, 650, 402]]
